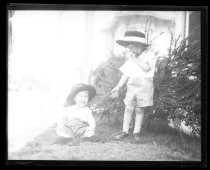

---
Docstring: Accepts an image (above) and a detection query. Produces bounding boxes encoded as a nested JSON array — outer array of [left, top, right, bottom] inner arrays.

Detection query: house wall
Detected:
[[188, 11, 201, 43], [110, 13, 176, 57]]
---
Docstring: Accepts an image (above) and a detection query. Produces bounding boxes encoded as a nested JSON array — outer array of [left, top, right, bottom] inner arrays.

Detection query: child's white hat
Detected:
[[116, 31, 150, 47]]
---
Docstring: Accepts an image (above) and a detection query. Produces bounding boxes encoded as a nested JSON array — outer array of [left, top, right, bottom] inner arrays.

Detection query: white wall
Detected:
[[112, 11, 186, 57]]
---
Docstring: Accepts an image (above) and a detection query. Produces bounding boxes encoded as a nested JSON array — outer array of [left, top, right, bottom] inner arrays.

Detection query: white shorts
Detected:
[[124, 77, 154, 107]]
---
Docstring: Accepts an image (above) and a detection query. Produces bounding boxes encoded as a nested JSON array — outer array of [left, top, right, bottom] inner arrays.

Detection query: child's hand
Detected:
[[84, 127, 95, 137], [126, 51, 136, 59], [111, 86, 119, 98], [86, 126, 93, 132], [111, 91, 119, 98]]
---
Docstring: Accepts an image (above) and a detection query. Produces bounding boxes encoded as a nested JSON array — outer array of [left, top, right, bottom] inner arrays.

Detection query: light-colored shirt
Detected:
[[57, 105, 96, 129], [120, 50, 157, 78]]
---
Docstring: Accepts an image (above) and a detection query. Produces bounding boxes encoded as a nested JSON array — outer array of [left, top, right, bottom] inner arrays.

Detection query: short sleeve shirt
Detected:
[[119, 50, 156, 78]]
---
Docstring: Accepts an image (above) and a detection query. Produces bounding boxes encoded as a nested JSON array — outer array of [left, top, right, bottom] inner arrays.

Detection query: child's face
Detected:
[[74, 91, 89, 107], [125, 43, 145, 58]]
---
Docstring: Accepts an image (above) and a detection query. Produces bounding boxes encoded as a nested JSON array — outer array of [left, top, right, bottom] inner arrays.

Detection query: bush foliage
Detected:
[[90, 53, 126, 122], [91, 34, 201, 136], [153, 35, 201, 136]]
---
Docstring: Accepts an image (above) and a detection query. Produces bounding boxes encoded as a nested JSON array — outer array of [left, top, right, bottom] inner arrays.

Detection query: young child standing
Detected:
[[111, 31, 157, 142], [54, 83, 96, 143]]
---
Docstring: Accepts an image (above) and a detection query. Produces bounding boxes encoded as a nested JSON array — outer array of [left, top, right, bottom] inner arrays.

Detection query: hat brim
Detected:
[[116, 40, 150, 47], [65, 85, 96, 106]]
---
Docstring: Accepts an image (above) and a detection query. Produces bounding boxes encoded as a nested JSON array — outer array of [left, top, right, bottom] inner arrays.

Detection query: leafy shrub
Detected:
[[90, 53, 126, 123], [91, 32, 201, 136], [152, 32, 201, 136]]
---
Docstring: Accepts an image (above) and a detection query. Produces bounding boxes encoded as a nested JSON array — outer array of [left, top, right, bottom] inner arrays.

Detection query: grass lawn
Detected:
[[8, 114, 201, 161]]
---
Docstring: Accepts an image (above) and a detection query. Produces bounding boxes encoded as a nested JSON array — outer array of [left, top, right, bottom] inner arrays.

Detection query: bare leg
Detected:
[[133, 107, 145, 134], [115, 106, 135, 140], [122, 106, 135, 133]]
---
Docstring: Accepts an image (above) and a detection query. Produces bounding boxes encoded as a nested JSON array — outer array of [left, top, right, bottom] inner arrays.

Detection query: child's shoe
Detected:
[[84, 136, 102, 143], [133, 133, 141, 142], [115, 132, 129, 140], [52, 137, 72, 145]]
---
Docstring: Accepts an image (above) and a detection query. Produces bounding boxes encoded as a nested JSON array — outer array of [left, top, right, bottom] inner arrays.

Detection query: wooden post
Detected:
[[175, 11, 186, 41]]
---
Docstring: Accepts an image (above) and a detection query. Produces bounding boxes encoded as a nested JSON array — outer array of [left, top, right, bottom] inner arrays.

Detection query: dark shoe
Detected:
[[84, 136, 102, 143], [115, 132, 129, 140], [133, 133, 141, 142], [52, 137, 71, 145]]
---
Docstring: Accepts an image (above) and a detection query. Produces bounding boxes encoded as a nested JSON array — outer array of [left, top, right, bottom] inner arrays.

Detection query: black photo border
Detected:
[[1, 2, 208, 168]]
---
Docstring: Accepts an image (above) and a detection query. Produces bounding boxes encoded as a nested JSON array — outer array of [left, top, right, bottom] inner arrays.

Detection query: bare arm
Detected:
[[116, 74, 129, 89], [87, 110, 96, 129], [111, 74, 129, 98]]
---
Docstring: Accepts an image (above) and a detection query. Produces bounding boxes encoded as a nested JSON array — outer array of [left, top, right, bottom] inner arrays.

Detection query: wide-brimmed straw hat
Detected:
[[116, 31, 150, 47], [64, 83, 96, 106]]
